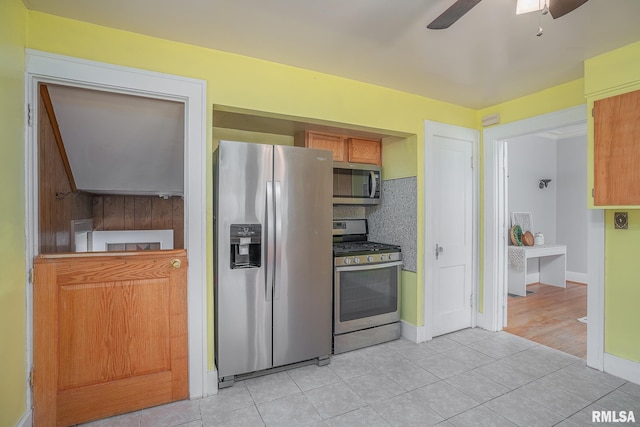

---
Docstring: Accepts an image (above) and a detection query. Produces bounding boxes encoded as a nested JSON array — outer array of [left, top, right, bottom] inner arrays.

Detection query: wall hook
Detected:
[[539, 179, 552, 189]]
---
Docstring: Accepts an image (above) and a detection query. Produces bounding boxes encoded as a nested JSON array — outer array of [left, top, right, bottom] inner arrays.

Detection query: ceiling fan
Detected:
[[427, 0, 589, 30]]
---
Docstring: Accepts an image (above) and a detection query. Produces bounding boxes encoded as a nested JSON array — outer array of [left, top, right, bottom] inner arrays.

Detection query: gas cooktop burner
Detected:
[[333, 241, 401, 256]]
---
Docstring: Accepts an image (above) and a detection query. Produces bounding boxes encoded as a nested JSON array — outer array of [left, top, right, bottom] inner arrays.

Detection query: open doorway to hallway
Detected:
[[502, 126, 587, 359]]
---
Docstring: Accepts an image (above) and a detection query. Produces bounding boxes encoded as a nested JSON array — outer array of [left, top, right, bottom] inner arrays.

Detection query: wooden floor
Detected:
[[504, 281, 587, 359]]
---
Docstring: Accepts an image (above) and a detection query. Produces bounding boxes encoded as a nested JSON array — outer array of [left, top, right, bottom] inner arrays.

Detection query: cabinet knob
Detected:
[[171, 259, 182, 269]]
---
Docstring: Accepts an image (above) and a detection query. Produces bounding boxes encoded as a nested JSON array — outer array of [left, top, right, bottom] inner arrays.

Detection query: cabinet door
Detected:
[[306, 132, 347, 162], [33, 250, 188, 426], [348, 138, 382, 165], [594, 89, 640, 205]]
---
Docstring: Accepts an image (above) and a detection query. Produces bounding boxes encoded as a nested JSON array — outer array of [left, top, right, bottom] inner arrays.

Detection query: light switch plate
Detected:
[[614, 212, 628, 229]]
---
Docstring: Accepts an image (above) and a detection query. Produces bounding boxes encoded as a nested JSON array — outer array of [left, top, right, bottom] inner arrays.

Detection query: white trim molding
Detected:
[[25, 50, 209, 399], [482, 105, 605, 369], [604, 353, 640, 385], [16, 410, 32, 427], [207, 370, 219, 396], [401, 320, 428, 343], [587, 209, 605, 371]]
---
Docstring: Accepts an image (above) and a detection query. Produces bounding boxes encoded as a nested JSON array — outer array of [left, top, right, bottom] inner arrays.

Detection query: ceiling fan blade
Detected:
[[427, 0, 482, 30], [549, 0, 589, 19]]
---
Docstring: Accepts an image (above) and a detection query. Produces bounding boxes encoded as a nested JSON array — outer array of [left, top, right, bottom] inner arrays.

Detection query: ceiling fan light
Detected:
[[516, 0, 544, 15], [542, 2, 550, 15]]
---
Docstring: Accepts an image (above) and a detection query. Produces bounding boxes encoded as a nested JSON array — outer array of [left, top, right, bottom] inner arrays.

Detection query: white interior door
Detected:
[[425, 121, 477, 338]]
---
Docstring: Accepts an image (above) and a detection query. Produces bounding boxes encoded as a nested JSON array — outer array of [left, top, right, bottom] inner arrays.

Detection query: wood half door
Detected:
[[33, 250, 188, 426]]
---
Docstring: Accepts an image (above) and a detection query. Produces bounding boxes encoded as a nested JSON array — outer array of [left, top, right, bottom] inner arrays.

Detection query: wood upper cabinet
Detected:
[[347, 137, 382, 165], [295, 131, 381, 165], [295, 131, 347, 162], [594, 89, 640, 205], [33, 250, 188, 426]]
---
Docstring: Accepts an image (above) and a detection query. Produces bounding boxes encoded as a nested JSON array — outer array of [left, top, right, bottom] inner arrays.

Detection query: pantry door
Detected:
[[425, 121, 478, 338], [33, 250, 188, 426]]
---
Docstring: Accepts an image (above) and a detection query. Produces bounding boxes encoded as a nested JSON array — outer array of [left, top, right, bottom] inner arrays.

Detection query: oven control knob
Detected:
[[367, 256, 374, 262], [380, 254, 387, 261], [344, 258, 351, 265], [353, 257, 360, 264]]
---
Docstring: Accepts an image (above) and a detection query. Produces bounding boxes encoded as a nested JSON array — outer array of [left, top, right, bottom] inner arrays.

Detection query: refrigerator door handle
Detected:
[[274, 181, 282, 300], [265, 181, 274, 301]]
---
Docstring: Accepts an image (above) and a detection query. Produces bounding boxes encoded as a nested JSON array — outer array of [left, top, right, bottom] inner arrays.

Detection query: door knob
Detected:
[[435, 244, 444, 260], [171, 259, 182, 269]]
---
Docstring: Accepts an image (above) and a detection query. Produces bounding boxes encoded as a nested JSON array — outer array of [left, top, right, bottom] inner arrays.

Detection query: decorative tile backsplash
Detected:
[[367, 177, 417, 272], [331, 177, 417, 272]]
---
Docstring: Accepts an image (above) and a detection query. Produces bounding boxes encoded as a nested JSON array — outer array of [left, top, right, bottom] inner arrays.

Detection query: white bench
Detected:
[[508, 244, 567, 297]]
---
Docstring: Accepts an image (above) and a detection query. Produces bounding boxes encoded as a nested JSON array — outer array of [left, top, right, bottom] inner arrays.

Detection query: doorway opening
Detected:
[[502, 127, 588, 359], [37, 83, 186, 254], [25, 50, 208, 417], [482, 104, 605, 370]]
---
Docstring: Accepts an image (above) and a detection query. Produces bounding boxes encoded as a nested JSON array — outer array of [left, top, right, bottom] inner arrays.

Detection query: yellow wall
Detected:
[[584, 41, 640, 362], [604, 211, 640, 361], [25, 11, 477, 372], [477, 79, 586, 126], [0, 0, 27, 425]]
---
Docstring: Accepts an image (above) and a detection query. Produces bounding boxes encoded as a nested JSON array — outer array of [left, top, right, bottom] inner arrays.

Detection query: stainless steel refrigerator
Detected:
[[213, 140, 333, 387]]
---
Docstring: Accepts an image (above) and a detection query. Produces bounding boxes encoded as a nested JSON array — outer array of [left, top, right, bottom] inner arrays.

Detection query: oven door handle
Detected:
[[335, 260, 403, 272]]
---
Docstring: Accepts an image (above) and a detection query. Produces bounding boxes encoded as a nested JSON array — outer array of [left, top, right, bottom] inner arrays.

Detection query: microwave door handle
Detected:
[[265, 181, 274, 302], [369, 171, 378, 198]]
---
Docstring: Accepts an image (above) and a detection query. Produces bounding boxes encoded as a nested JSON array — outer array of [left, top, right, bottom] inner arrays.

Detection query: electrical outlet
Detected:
[[614, 212, 628, 229]]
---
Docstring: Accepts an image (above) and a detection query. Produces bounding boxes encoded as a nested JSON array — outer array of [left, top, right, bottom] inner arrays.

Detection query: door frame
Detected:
[[482, 104, 605, 370], [423, 121, 480, 341], [24, 50, 209, 403]]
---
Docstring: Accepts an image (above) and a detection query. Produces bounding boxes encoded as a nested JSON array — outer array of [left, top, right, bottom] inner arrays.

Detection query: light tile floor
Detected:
[[82, 329, 640, 427]]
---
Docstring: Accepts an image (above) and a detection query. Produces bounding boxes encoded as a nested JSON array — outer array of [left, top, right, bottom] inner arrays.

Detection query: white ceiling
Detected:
[[23, 0, 640, 109]]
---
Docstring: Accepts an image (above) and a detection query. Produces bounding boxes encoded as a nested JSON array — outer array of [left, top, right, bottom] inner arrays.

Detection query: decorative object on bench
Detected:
[[511, 212, 534, 234], [507, 210, 567, 296], [510, 225, 523, 246]]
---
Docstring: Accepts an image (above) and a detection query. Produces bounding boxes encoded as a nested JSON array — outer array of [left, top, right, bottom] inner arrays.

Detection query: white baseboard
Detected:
[[207, 369, 219, 396], [604, 353, 640, 385], [401, 320, 427, 343], [526, 271, 588, 285], [566, 271, 588, 284], [17, 410, 32, 427]]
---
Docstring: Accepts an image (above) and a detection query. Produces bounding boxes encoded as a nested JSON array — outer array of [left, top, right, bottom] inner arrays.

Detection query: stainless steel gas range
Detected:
[[332, 219, 402, 354]]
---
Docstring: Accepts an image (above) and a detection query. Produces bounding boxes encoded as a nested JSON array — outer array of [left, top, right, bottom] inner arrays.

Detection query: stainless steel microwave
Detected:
[[333, 162, 381, 205]]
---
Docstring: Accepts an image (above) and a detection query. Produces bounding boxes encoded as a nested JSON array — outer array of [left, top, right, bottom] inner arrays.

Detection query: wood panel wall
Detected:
[[92, 195, 184, 249], [38, 89, 93, 254]]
